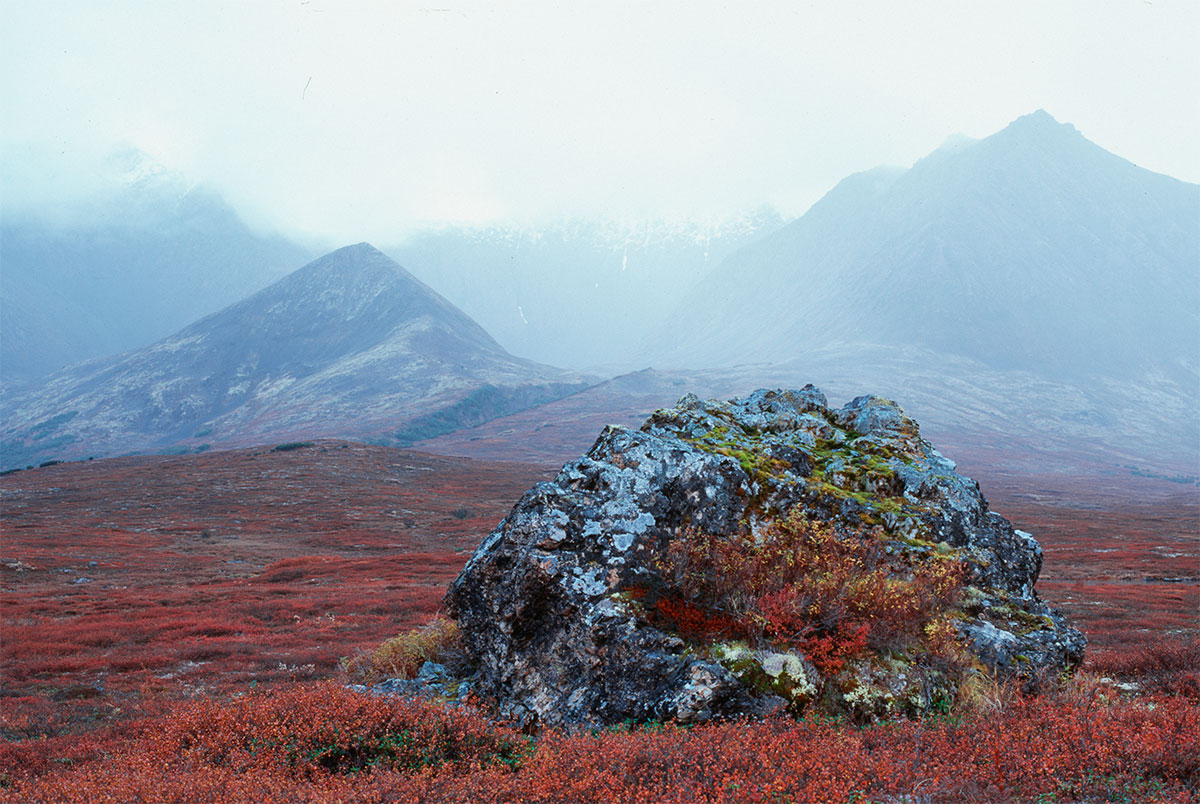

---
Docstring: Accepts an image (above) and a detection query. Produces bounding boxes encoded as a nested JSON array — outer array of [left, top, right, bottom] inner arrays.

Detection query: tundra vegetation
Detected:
[[0, 436, 1196, 803]]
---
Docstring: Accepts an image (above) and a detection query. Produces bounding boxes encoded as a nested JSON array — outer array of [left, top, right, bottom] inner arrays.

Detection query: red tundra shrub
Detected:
[[657, 510, 967, 674], [1089, 638, 1200, 699], [652, 596, 740, 641], [146, 682, 530, 775], [3, 681, 1198, 803]]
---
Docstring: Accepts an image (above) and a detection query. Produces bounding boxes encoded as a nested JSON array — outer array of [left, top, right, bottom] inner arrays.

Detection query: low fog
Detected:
[[3, 2, 1196, 240]]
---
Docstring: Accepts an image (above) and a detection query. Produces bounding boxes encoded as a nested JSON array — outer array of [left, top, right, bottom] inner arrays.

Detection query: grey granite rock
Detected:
[[446, 387, 1085, 727]]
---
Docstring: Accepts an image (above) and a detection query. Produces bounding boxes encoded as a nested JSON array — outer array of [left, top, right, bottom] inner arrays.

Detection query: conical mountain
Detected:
[[1, 244, 591, 467], [653, 110, 1199, 380]]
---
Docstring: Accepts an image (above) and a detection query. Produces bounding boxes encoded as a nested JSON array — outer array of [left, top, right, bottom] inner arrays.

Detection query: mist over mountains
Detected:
[[1, 245, 590, 467], [1, 150, 313, 388], [0, 147, 779, 387], [606, 110, 1197, 471], [390, 210, 783, 369], [2, 111, 1196, 476], [652, 111, 1198, 377]]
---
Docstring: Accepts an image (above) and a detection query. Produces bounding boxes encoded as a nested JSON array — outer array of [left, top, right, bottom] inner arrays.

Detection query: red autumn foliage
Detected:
[[652, 596, 740, 641], [0, 442, 548, 729], [2, 442, 1197, 803], [655, 511, 967, 673], [2, 683, 1196, 803], [142, 682, 531, 775], [1087, 638, 1200, 700], [795, 621, 869, 676]]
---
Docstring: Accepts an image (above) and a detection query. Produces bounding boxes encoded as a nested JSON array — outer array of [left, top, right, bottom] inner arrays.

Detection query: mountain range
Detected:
[[613, 111, 1198, 473], [3, 111, 1196, 477], [651, 110, 1198, 381], [0, 244, 590, 468]]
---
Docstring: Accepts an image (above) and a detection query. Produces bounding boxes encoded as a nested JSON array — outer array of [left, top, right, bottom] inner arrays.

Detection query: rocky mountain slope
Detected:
[[1, 149, 312, 388], [0, 244, 592, 468], [446, 388, 1084, 727], [632, 111, 1199, 472], [652, 111, 1198, 378]]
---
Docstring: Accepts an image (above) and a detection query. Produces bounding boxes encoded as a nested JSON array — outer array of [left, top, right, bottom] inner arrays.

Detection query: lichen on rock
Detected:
[[445, 387, 1085, 727]]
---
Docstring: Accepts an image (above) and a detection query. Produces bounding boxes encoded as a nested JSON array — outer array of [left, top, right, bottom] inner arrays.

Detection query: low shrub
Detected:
[[3, 689, 1196, 803], [142, 682, 529, 777], [272, 442, 315, 452], [341, 616, 462, 683], [1090, 638, 1200, 699], [655, 510, 967, 675]]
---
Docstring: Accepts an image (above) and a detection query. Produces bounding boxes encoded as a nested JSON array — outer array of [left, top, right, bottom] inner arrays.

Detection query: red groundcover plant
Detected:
[[654, 510, 968, 676], [3, 447, 1196, 803], [1, 680, 1197, 803]]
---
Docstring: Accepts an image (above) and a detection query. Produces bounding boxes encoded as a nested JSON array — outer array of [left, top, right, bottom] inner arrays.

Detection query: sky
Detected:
[[2, 0, 1197, 243]]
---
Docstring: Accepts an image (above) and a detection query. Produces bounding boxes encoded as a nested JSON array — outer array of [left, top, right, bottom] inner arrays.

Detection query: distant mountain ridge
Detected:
[[652, 110, 1199, 380], [1, 244, 592, 468], [619, 111, 1199, 472]]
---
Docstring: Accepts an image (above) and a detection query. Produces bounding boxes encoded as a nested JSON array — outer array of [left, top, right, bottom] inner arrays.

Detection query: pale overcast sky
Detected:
[[2, 1, 1197, 242]]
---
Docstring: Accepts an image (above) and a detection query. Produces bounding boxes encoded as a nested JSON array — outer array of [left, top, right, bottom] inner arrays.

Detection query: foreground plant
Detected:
[[154, 681, 529, 777], [2, 681, 1196, 804], [657, 510, 968, 671], [340, 616, 462, 684]]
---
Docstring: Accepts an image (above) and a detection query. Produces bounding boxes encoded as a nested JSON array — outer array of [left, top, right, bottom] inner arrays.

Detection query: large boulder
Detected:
[[446, 388, 1085, 727]]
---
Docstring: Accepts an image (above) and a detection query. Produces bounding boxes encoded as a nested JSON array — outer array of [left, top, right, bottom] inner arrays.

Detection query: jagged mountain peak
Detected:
[[901, 116, 1073, 191], [277, 241, 415, 285], [268, 241, 438, 296], [981, 109, 1099, 168]]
